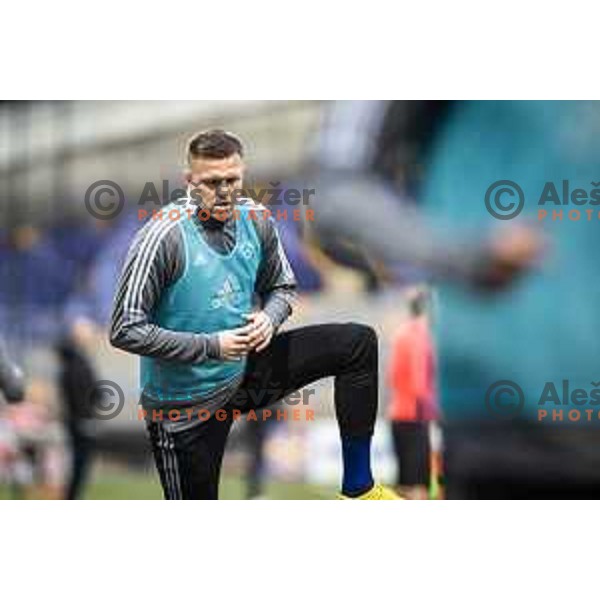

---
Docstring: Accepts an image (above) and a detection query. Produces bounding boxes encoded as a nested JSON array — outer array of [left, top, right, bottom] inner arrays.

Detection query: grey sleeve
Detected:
[[109, 219, 220, 362], [312, 173, 485, 282], [0, 336, 25, 403], [253, 217, 298, 329]]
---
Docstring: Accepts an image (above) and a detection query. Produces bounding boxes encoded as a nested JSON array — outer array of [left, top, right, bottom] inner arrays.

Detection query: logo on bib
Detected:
[[240, 242, 255, 260], [211, 275, 243, 309]]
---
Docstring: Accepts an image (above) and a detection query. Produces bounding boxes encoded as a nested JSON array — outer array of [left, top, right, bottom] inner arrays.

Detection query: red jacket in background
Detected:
[[387, 316, 438, 422]]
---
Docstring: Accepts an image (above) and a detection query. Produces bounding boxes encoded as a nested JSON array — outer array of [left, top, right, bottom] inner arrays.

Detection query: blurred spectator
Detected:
[[387, 288, 437, 499], [55, 211, 138, 499]]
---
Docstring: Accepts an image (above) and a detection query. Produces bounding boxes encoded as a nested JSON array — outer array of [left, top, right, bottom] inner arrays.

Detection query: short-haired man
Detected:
[[110, 129, 400, 500]]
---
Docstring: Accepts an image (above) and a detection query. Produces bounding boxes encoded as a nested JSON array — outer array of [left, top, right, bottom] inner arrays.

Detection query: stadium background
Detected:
[[0, 101, 423, 499]]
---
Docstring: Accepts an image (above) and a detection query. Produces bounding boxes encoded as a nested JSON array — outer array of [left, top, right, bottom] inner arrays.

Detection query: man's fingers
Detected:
[[255, 322, 274, 351], [248, 323, 268, 341], [255, 335, 272, 352], [226, 314, 273, 352], [229, 328, 253, 344], [248, 322, 271, 345], [224, 346, 248, 360], [229, 347, 248, 357], [229, 341, 250, 355], [243, 313, 259, 327], [233, 323, 254, 336], [241, 320, 261, 338], [218, 330, 251, 361]]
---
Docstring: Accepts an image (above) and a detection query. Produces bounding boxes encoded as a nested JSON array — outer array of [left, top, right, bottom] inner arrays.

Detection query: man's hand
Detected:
[[217, 324, 253, 361], [244, 311, 274, 353], [474, 224, 546, 291]]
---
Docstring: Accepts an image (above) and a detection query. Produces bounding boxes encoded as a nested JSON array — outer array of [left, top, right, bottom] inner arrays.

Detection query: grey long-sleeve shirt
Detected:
[[110, 206, 297, 366]]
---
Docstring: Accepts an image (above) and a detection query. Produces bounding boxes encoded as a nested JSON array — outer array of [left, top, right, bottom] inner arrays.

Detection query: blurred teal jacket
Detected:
[[422, 100, 600, 421]]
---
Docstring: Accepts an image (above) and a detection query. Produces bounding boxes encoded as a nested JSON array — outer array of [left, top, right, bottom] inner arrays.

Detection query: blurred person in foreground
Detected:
[[311, 100, 600, 499], [387, 288, 438, 499], [307, 102, 454, 293], [110, 129, 402, 500]]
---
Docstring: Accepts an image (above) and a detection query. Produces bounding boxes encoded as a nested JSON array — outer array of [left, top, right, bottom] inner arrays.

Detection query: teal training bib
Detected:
[[141, 204, 262, 403]]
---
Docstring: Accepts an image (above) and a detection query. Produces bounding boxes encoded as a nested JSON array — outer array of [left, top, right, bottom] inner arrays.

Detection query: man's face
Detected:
[[187, 153, 244, 220]]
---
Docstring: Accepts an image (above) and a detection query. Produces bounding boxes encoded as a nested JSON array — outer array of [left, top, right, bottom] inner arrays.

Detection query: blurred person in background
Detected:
[[55, 337, 98, 499], [55, 211, 138, 499], [51, 215, 109, 500], [387, 287, 438, 499], [310, 100, 600, 499]]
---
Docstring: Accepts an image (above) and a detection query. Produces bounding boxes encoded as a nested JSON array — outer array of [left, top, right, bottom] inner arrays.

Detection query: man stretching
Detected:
[[110, 129, 400, 500]]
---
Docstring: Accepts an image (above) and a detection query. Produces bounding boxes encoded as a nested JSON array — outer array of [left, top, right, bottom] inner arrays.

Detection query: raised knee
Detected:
[[349, 322, 377, 342], [343, 323, 378, 360]]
